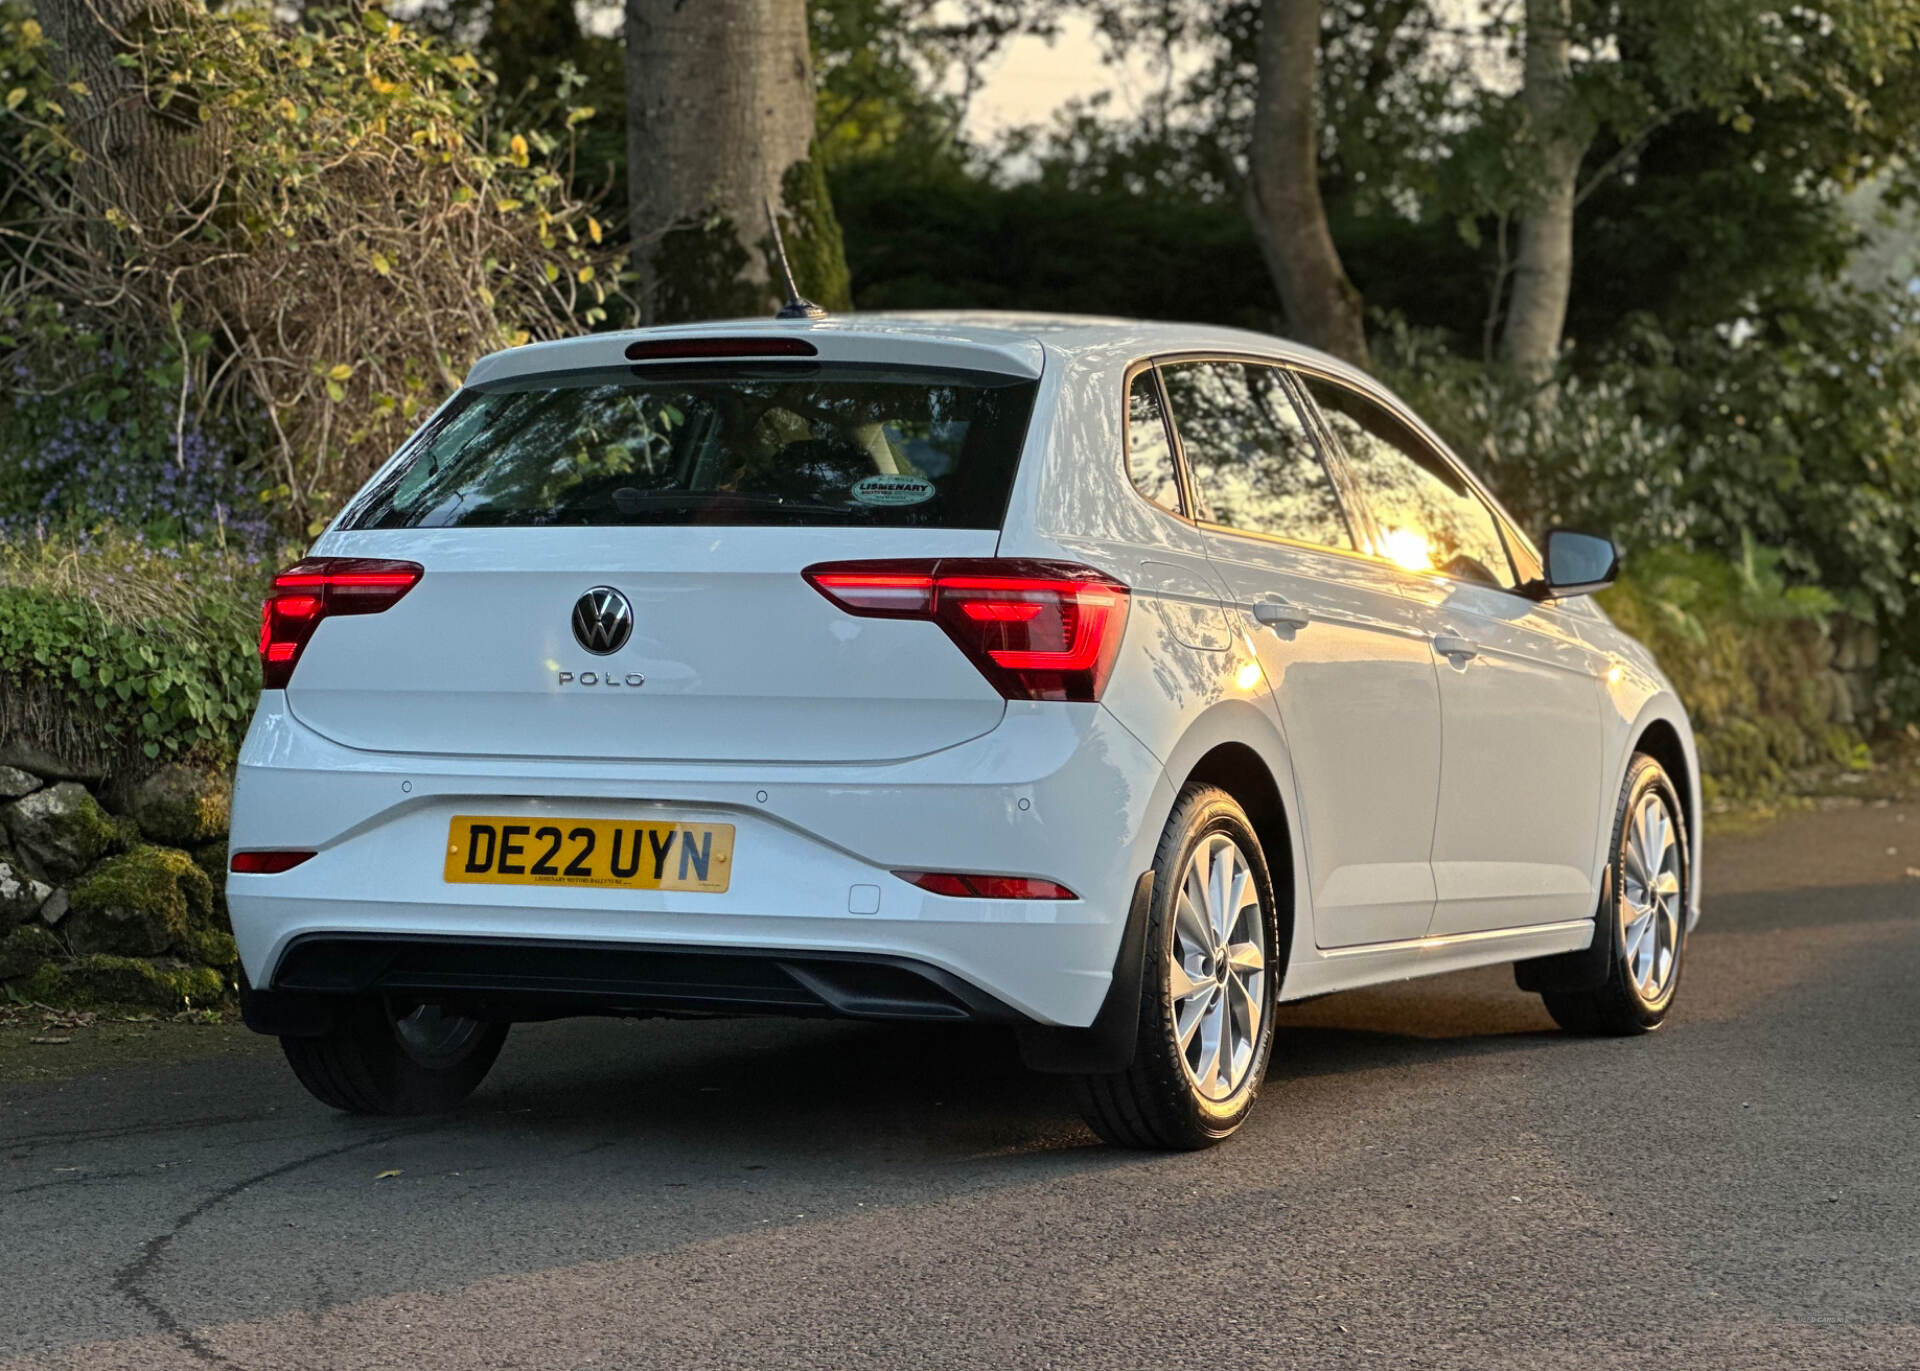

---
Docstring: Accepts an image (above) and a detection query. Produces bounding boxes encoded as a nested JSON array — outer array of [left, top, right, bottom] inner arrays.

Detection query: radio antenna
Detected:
[[764, 197, 827, 321]]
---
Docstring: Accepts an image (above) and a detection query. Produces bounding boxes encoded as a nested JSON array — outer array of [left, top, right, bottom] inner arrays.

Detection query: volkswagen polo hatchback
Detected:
[[229, 312, 1700, 1148]]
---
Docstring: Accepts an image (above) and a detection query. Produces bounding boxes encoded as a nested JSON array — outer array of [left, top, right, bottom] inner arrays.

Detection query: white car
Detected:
[[229, 312, 1699, 1148]]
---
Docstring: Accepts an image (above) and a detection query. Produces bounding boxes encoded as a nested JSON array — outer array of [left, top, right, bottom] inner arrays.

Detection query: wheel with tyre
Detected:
[[1075, 784, 1280, 1149], [282, 998, 508, 1115], [1541, 752, 1690, 1035]]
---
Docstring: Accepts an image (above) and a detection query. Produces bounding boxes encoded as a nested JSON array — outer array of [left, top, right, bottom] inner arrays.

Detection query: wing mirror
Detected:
[[1533, 529, 1620, 599]]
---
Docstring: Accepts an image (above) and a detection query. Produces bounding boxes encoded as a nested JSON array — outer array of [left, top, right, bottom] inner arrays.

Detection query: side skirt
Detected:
[[1279, 918, 1595, 1002]]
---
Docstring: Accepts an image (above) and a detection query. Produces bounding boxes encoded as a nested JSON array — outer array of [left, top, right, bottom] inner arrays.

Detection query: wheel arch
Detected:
[[1152, 699, 1308, 980], [1634, 717, 1694, 842], [1620, 697, 1703, 925]]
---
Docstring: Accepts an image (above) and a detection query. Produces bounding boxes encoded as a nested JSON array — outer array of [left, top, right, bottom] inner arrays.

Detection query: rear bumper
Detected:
[[243, 935, 1027, 1032], [227, 695, 1174, 1028]]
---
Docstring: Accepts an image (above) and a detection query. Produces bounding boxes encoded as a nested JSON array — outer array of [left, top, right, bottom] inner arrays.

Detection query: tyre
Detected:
[[1074, 784, 1281, 1149], [282, 998, 508, 1115], [1541, 753, 1690, 1035]]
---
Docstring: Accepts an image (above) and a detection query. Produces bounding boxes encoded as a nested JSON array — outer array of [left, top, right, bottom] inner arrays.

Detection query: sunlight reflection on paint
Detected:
[[1379, 527, 1434, 572], [1236, 658, 1264, 692]]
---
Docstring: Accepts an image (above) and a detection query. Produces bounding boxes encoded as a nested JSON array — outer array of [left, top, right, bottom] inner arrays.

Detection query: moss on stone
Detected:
[[0, 853, 52, 929], [0, 924, 61, 980], [66, 845, 214, 957], [24, 954, 228, 1012], [189, 838, 230, 925], [130, 765, 232, 847], [109, 812, 143, 854], [180, 926, 238, 968], [2, 781, 116, 883]]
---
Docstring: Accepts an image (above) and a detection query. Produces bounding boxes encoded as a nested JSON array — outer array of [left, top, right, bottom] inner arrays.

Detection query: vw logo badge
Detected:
[[571, 586, 634, 655]]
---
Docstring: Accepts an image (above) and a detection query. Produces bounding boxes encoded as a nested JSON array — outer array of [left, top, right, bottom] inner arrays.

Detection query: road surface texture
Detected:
[[4, 804, 1918, 1370]]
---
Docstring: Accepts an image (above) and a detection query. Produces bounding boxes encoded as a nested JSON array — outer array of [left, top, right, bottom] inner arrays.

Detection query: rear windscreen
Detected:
[[342, 362, 1040, 530]]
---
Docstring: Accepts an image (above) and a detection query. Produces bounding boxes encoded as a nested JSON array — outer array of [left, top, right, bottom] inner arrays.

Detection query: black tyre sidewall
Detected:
[[1605, 758, 1689, 1026], [1141, 787, 1281, 1143], [283, 997, 507, 1115], [1545, 754, 1689, 1036]]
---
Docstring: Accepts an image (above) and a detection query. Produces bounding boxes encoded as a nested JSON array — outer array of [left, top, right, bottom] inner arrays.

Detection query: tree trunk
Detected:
[[1498, 0, 1590, 383], [624, 0, 851, 325], [1245, 0, 1369, 369], [36, 0, 220, 227]]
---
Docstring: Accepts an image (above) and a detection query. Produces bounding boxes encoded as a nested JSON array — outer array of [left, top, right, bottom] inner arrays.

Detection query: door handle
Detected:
[[1253, 598, 1312, 631], [1433, 632, 1478, 662]]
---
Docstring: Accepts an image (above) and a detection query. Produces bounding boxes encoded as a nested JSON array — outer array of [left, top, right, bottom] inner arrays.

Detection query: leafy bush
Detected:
[[0, 526, 276, 771], [1374, 316, 1690, 551], [1379, 287, 1920, 735], [1, 339, 272, 548], [1, 0, 614, 530], [1602, 540, 1863, 802]]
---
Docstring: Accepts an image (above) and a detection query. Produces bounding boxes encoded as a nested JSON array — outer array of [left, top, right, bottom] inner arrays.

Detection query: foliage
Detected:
[[832, 152, 1272, 324], [811, 0, 1064, 170], [1603, 543, 1862, 802], [1373, 316, 1688, 549], [0, 0, 614, 528], [0, 526, 276, 770], [0, 335, 272, 548]]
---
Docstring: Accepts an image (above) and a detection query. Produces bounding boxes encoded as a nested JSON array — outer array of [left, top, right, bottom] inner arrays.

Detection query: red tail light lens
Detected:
[[804, 559, 1130, 701], [229, 850, 316, 874], [259, 558, 423, 689], [896, 871, 1077, 899], [624, 336, 819, 360]]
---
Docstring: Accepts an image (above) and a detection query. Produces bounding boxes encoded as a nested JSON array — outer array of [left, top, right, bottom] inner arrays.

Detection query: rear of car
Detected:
[[228, 324, 1170, 1067]]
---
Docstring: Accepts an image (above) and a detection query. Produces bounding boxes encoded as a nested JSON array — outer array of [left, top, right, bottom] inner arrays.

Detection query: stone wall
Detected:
[[1826, 615, 1881, 729], [0, 762, 235, 1012]]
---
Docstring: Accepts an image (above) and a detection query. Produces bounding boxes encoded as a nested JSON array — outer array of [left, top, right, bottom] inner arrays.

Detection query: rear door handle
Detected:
[[1433, 633, 1478, 662], [1253, 598, 1311, 631]]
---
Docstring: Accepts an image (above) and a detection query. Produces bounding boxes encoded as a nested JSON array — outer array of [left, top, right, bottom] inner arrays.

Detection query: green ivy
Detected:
[[0, 532, 268, 768]]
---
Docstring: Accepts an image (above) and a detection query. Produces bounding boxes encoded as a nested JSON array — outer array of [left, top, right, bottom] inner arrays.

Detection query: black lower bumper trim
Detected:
[[247, 935, 1026, 1035]]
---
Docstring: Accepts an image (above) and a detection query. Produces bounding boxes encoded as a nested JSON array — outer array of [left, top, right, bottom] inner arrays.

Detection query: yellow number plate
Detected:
[[443, 815, 734, 893]]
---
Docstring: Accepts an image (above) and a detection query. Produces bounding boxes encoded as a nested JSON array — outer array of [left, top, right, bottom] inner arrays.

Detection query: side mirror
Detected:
[[1536, 528, 1620, 598]]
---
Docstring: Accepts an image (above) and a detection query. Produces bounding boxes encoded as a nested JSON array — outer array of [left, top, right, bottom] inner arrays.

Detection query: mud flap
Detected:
[[1514, 867, 1614, 994], [1016, 869, 1155, 1074]]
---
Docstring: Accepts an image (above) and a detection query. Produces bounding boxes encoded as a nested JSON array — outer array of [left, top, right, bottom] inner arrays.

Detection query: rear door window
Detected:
[[1297, 376, 1517, 589], [1160, 360, 1353, 551], [344, 363, 1040, 530]]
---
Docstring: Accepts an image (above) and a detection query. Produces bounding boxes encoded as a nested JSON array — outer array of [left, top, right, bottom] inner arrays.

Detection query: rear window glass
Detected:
[[342, 362, 1040, 530]]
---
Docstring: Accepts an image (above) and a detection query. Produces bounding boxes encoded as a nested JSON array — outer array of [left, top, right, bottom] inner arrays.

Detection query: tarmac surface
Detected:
[[4, 805, 1917, 1369]]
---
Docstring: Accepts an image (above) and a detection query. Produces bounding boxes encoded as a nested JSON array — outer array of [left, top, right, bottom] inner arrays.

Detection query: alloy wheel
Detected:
[[392, 1003, 486, 1068], [1169, 833, 1267, 1100], [1620, 791, 1684, 1003]]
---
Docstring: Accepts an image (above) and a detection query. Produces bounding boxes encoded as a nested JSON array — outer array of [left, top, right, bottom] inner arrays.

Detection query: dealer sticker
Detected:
[[851, 474, 936, 506]]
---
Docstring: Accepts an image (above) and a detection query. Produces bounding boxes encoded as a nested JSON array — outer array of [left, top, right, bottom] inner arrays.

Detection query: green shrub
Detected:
[[0, 526, 271, 771], [1, 0, 614, 531], [1601, 538, 1860, 803]]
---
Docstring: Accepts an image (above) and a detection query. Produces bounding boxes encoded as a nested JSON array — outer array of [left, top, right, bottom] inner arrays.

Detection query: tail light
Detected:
[[896, 871, 1077, 899], [259, 558, 423, 689], [230, 850, 316, 874], [804, 559, 1130, 702]]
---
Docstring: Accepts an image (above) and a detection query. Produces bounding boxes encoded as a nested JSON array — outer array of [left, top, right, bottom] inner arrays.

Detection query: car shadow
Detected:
[[429, 962, 1568, 1165]]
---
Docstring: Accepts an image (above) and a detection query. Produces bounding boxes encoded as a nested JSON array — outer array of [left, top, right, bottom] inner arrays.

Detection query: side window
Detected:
[[1125, 369, 1183, 514], [1300, 377, 1518, 590], [1160, 360, 1353, 551]]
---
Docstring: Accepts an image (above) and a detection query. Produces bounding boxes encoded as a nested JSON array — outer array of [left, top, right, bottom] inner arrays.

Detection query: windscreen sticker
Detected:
[[851, 474, 936, 506]]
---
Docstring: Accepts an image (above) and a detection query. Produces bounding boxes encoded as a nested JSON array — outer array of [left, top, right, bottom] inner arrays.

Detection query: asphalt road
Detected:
[[4, 813, 1918, 1370]]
